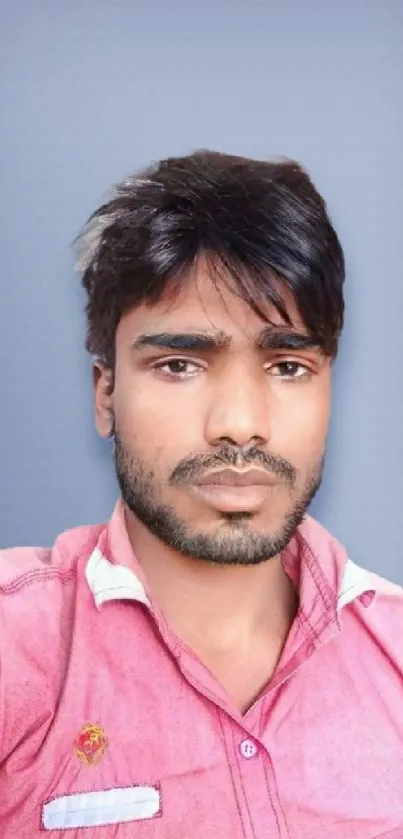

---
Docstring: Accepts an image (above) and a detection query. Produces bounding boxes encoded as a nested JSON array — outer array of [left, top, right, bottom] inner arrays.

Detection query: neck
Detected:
[[124, 507, 298, 654]]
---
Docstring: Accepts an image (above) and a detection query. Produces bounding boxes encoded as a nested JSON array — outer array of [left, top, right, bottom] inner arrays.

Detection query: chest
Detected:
[[192, 642, 282, 713], [3, 610, 403, 839]]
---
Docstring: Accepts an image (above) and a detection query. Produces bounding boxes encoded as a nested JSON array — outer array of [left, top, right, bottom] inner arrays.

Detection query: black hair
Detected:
[[76, 150, 345, 366]]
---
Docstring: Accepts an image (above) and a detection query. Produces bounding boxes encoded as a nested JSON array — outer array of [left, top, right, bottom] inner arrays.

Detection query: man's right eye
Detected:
[[153, 359, 203, 379]]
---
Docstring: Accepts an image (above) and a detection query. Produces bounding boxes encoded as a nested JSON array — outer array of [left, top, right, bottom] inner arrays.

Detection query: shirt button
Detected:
[[239, 738, 258, 759]]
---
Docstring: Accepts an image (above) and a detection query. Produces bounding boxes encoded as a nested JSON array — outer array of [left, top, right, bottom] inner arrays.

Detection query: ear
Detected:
[[93, 362, 115, 438]]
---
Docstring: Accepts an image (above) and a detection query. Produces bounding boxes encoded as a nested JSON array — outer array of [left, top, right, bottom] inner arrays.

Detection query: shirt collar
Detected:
[[85, 500, 376, 618], [85, 500, 150, 610]]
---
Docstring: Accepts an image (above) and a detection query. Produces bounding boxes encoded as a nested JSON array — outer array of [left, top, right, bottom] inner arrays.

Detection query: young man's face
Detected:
[[95, 266, 332, 565]]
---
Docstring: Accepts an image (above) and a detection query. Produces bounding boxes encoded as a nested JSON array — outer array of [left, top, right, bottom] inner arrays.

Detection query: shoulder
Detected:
[[300, 515, 403, 625], [0, 521, 106, 761], [0, 522, 104, 596], [0, 521, 106, 642], [345, 559, 403, 624], [337, 553, 403, 653]]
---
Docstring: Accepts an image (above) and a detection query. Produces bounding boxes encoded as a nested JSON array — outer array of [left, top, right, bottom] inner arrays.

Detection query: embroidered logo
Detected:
[[74, 723, 108, 767]]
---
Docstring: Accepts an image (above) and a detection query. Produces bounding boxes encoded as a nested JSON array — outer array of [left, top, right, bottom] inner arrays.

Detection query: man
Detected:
[[0, 151, 402, 839]]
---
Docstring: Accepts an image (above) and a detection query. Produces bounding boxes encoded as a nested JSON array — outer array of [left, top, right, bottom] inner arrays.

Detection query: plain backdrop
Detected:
[[1, 1, 402, 581]]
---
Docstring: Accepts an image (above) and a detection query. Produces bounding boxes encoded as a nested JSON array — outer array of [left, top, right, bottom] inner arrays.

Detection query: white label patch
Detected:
[[42, 785, 161, 830]]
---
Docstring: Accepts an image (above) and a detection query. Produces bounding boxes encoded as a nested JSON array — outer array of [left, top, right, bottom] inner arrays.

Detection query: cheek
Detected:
[[112, 378, 201, 457], [273, 389, 330, 462]]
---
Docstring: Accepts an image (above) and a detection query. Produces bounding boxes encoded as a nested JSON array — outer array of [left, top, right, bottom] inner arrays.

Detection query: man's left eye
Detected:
[[270, 361, 309, 378]]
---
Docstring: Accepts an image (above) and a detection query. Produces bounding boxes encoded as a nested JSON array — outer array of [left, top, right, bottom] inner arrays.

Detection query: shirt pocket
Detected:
[[42, 785, 161, 830]]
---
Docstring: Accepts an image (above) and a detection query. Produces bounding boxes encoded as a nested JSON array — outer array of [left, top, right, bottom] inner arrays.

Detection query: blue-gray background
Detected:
[[1, 1, 402, 580]]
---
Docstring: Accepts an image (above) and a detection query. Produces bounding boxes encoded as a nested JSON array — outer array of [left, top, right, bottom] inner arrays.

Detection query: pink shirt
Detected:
[[1, 501, 403, 838]]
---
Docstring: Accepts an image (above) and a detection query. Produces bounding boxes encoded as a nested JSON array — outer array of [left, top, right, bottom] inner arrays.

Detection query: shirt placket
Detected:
[[151, 611, 299, 838], [218, 710, 291, 839]]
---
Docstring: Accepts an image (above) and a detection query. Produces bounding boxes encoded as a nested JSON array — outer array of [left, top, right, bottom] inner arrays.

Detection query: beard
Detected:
[[113, 433, 324, 566]]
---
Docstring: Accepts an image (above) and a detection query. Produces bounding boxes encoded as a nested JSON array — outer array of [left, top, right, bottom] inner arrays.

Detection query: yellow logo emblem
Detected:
[[74, 723, 108, 767]]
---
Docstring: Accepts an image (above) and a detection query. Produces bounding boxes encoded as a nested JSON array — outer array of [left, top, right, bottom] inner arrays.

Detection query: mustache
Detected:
[[170, 446, 296, 486]]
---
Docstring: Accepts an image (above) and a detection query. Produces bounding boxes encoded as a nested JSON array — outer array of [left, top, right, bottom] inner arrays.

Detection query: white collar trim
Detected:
[[337, 557, 376, 611], [85, 548, 376, 613], [85, 547, 149, 610]]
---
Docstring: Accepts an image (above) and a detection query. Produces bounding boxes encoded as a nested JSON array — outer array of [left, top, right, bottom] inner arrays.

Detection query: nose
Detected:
[[204, 369, 270, 449]]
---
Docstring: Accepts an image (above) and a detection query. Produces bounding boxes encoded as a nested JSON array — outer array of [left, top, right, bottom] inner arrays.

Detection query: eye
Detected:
[[268, 360, 311, 380], [153, 358, 203, 379]]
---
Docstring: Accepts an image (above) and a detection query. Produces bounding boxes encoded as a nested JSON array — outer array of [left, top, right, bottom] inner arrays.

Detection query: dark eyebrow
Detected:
[[130, 331, 231, 352], [130, 328, 322, 355], [256, 327, 322, 352]]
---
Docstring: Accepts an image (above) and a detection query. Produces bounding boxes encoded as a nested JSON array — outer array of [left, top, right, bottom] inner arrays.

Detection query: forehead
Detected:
[[117, 268, 306, 344]]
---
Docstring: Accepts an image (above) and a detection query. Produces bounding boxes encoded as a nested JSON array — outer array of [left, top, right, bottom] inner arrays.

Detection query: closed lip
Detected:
[[193, 468, 276, 487]]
